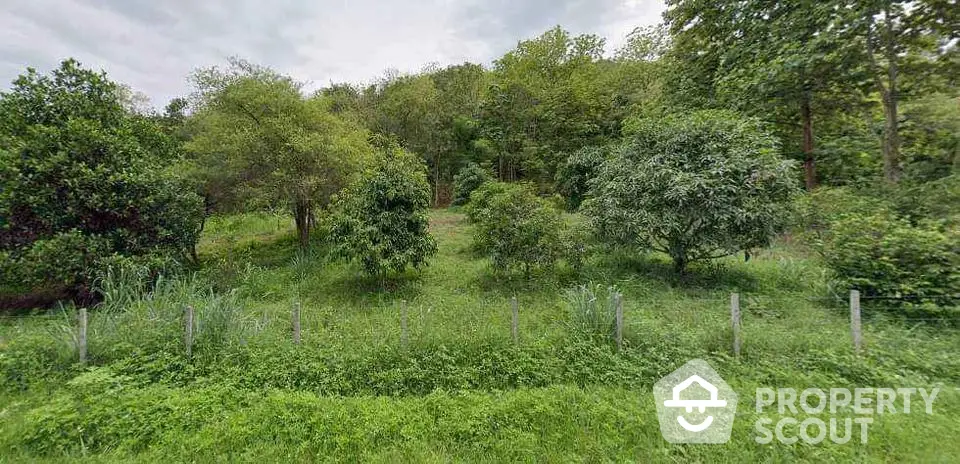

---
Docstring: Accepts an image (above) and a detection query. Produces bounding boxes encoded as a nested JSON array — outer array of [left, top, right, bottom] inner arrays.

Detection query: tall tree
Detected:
[[187, 59, 373, 249], [666, 0, 861, 190], [840, 0, 959, 182], [481, 26, 613, 184]]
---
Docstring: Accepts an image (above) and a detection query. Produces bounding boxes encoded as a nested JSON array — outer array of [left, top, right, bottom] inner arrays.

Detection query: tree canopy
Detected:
[[0, 59, 203, 306], [186, 59, 374, 249], [584, 111, 799, 272]]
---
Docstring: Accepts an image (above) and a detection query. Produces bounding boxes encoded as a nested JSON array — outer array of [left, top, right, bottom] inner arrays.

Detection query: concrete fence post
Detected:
[[78, 308, 88, 366], [850, 290, 862, 353], [184, 305, 194, 359], [731, 293, 741, 358]]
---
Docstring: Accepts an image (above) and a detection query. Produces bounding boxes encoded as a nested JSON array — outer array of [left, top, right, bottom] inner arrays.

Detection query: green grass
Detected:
[[1, 210, 958, 462]]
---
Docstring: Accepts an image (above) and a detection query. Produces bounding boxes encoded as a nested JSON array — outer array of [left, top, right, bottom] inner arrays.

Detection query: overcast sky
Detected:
[[0, 0, 666, 109]]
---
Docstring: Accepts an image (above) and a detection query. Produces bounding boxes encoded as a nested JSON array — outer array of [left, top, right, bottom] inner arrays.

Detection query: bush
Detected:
[[817, 212, 960, 317], [329, 145, 438, 279], [452, 163, 494, 206], [555, 146, 607, 210], [559, 219, 594, 273], [0, 60, 203, 307], [895, 175, 960, 227], [584, 110, 798, 273], [467, 182, 564, 276], [464, 180, 508, 223]]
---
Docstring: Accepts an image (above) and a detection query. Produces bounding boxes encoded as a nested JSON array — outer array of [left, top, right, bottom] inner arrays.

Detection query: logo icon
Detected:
[[654, 359, 738, 443]]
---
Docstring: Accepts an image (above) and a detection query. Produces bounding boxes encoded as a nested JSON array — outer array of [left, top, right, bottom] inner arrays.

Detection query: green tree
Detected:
[[555, 145, 608, 210], [452, 162, 494, 206], [585, 111, 799, 273], [666, 0, 863, 190], [467, 182, 564, 277], [328, 144, 437, 280], [353, 63, 485, 205], [480, 27, 614, 184], [841, 0, 958, 182], [0, 59, 203, 305], [187, 59, 373, 249]]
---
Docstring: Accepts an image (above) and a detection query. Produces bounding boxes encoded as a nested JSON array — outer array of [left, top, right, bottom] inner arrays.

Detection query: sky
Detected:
[[0, 0, 666, 109]]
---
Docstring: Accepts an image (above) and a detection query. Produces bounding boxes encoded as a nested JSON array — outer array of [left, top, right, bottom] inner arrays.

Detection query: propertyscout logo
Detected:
[[654, 359, 738, 443], [654, 359, 942, 445]]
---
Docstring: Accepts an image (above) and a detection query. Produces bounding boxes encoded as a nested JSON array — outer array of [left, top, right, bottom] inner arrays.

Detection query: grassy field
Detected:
[[1, 210, 958, 462]]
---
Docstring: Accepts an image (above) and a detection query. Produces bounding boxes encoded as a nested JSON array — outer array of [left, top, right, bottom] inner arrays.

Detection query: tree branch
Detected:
[[236, 102, 262, 126]]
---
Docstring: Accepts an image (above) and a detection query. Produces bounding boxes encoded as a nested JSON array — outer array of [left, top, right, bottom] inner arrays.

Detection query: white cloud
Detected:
[[0, 0, 666, 108]]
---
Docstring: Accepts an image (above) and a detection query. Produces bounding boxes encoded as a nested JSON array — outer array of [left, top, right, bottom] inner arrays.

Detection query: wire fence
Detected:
[[0, 290, 957, 364]]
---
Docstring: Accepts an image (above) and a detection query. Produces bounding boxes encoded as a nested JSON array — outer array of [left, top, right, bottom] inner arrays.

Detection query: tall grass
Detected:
[[564, 283, 619, 341], [88, 263, 259, 362]]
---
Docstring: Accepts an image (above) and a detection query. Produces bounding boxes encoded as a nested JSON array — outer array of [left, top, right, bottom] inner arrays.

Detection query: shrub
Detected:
[[464, 180, 509, 223], [559, 219, 594, 273], [467, 182, 564, 276], [584, 110, 799, 273], [329, 145, 438, 279], [555, 146, 607, 210], [895, 175, 960, 227], [817, 212, 960, 317], [0, 60, 203, 307], [452, 163, 494, 206]]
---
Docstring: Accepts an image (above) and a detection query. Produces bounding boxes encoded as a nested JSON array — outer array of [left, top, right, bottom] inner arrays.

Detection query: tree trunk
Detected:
[[293, 198, 311, 250], [669, 245, 688, 274], [880, 4, 902, 183], [881, 89, 901, 183], [801, 92, 817, 190]]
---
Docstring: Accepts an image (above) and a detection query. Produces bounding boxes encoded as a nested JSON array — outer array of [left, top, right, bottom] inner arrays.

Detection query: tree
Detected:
[[480, 27, 615, 184], [584, 111, 799, 273], [840, 0, 958, 182], [666, 0, 862, 190], [187, 59, 373, 249], [555, 145, 608, 210], [467, 182, 564, 277], [352, 63, 485, 205], [452, 163, 494, 205], [328, 144, 437, 280], [0, 59, 203, 306]]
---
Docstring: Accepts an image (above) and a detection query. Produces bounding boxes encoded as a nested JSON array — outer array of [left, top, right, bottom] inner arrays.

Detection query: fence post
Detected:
[[184, 305, 194, 359], [78, 308, 87, 366], [730, 293, 741, 358], [292, 301, 301, 345], [511, 296, 519, 345], [850, 290, 862, 353], [400, 300, 408, 350], [615, 293, 624, 352]]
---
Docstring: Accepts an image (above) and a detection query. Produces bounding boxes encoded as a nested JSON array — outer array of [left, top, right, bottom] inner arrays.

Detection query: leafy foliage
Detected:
[[0, 59, 203, 306], [452, 162, 494, 205], [329, 145, 438, 279], [555, 145, 607, 210], [585, 110, 799, 272], [817, 212, 959, 317], [186, 59, 374, 249], [467, 182, 564, 276]]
